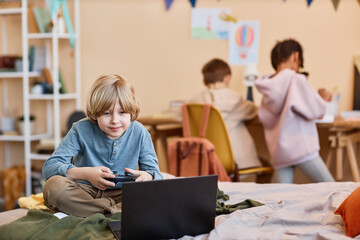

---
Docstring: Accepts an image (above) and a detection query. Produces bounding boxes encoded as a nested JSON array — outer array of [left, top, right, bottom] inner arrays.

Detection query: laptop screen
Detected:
[[120, 175, 218, 240]]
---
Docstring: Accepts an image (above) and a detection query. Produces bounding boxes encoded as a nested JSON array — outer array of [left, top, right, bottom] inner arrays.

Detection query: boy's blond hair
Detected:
[[86, 74, 140, 122]]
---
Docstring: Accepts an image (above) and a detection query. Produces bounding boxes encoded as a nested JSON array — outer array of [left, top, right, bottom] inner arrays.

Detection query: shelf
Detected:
[[0, 8, 21, 15], [0, 71, 42, 78], [30, 153, 51, 160], [28, 33, 78, 40], [0, 133, 51, 142], [29, 93, 78, 100], [1, 0, 81, 196]]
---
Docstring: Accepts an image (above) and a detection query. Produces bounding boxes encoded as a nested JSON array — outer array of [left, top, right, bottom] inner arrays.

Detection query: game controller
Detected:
[[105, 171, 138, 183]]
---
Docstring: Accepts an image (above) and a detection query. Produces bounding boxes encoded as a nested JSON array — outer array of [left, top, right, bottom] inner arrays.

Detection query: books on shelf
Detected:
[[28, 6, 39, 33], [59, 70, 67, 94], [42, 67, 67, 94], [42, 67, 53, 84], [29, 45, 46, 72], [33, 7, 52, 33]]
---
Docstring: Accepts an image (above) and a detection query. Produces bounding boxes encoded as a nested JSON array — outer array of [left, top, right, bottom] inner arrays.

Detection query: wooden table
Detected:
[[137, 117, 182, 154], [317, 118, 360, 182]]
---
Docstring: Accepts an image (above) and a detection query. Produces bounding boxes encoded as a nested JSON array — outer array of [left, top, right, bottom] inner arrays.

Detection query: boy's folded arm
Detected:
[[66, 166, 116, 189], [42, 155, 75, 180], [66, 166, 113, 179], [137, 130, 163, 180], [138, 164, 163, 180], [66, 166, 89, 180], [146, 169, 163, 180]]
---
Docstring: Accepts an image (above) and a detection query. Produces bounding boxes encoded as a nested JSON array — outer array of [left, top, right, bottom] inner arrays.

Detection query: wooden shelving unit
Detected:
[[0, 0, 81, 196]]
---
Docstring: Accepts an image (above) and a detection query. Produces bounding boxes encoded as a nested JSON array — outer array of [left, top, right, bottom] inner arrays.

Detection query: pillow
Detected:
[[334, 186, 360, 238]]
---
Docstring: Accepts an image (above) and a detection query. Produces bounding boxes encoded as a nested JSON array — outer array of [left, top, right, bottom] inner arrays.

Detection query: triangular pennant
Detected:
[[189, 0, 197, 8], [165, 0, 174, 11], [306, 0, 313, 7], [331, 0, 340, 10]]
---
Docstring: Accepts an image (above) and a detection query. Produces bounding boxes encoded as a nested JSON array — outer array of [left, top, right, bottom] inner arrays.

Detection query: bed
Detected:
[[0, 179, 359, 239]]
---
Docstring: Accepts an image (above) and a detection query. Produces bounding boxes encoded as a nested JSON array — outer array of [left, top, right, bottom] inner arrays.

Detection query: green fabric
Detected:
[[216, 199, 264, 215], [217, 187, 229, 201], [0, 209, 121, 240], [216, 187, 264, 215]]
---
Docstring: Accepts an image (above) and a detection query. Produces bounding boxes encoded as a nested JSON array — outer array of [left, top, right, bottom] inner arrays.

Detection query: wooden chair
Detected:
[[184, 103, 273, 183]]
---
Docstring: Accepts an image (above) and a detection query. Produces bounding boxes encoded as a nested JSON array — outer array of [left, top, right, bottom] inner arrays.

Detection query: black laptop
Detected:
[[108, 175, 218, 240]]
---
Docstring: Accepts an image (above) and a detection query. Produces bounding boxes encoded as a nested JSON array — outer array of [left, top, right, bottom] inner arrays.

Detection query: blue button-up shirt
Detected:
[[43, 118, 163, 184]]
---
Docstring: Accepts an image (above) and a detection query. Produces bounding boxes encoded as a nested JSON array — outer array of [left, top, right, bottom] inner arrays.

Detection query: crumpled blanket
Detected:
[[0, 209, 121, 240], [216, 199, 264, 215], [0, 188, 263, 239], [216, 187, 264, 215]]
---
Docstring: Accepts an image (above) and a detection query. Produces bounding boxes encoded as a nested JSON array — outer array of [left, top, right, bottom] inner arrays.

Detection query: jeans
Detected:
[[275, 156, 335, 183]]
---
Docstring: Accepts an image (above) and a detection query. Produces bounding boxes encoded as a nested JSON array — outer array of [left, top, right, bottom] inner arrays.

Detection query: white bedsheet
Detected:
[[180, 181, 360, 240]]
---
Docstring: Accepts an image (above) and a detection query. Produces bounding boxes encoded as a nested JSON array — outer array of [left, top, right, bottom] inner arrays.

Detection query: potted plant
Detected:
[[31, 79, 43, 94], [17, 115, 35, 135]]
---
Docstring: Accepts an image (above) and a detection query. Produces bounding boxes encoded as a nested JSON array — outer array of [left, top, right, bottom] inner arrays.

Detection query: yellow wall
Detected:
[[81, 0, 360, 117]]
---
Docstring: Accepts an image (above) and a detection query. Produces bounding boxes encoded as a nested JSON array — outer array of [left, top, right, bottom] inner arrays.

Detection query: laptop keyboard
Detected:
[[108, 221, 122, 240], [112, 229, 121, 240]]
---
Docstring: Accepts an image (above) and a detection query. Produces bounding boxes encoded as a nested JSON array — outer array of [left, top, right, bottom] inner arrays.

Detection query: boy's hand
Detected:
[[125, 168, 153, 182], [85, 166, 116, 190]]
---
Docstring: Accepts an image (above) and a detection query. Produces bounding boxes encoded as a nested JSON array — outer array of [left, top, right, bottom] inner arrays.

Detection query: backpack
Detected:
[[167, 104, 231, 181]]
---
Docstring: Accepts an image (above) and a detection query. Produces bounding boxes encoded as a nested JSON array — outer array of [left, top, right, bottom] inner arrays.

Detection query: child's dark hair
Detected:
[[271, 39, 304, 71], [201, 58, 231, 85]]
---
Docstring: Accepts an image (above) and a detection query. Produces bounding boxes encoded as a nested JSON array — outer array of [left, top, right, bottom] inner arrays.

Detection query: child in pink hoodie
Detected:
[[255, 39, 334, 183]]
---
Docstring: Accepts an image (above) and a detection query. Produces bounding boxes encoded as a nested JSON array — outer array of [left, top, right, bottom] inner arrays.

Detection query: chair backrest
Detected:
[[184, 103, 235, 173], [67, 110, 86, 132]]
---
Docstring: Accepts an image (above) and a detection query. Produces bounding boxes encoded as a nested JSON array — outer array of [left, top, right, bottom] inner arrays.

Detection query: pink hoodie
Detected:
[[255, 69, 326, 169]]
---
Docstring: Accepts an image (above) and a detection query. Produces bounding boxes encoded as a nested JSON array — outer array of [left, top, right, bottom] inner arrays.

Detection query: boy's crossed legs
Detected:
[[43, 175, 122, 218]]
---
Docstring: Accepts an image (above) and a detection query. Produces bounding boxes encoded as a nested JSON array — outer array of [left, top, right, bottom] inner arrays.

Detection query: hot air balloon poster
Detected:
[[191, 8, 231, 39], [228, 21, 260, 65]]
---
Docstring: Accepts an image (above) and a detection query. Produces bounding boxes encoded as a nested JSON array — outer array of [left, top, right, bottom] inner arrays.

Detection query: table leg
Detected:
[[336, 144, 343, 180], [325, 149, 333, 169], [346, 139, 360, 182]]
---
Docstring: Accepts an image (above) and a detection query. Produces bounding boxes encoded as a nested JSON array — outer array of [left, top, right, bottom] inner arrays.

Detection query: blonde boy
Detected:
[[43, 74, 162, 217]]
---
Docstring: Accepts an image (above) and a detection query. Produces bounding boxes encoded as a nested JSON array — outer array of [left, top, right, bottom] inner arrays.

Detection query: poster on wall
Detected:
[[191, 8, 231, 39], [228, 21, 260, 65]]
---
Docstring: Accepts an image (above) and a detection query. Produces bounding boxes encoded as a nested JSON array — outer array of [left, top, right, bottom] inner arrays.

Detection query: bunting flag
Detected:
[[306, 0, 314, 7], [48, 0, 74, 48], [165, 0, 174, 11], [354, 56, 360, 110], [189, 0, 197, 8], [331, 0, 340, 10]]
